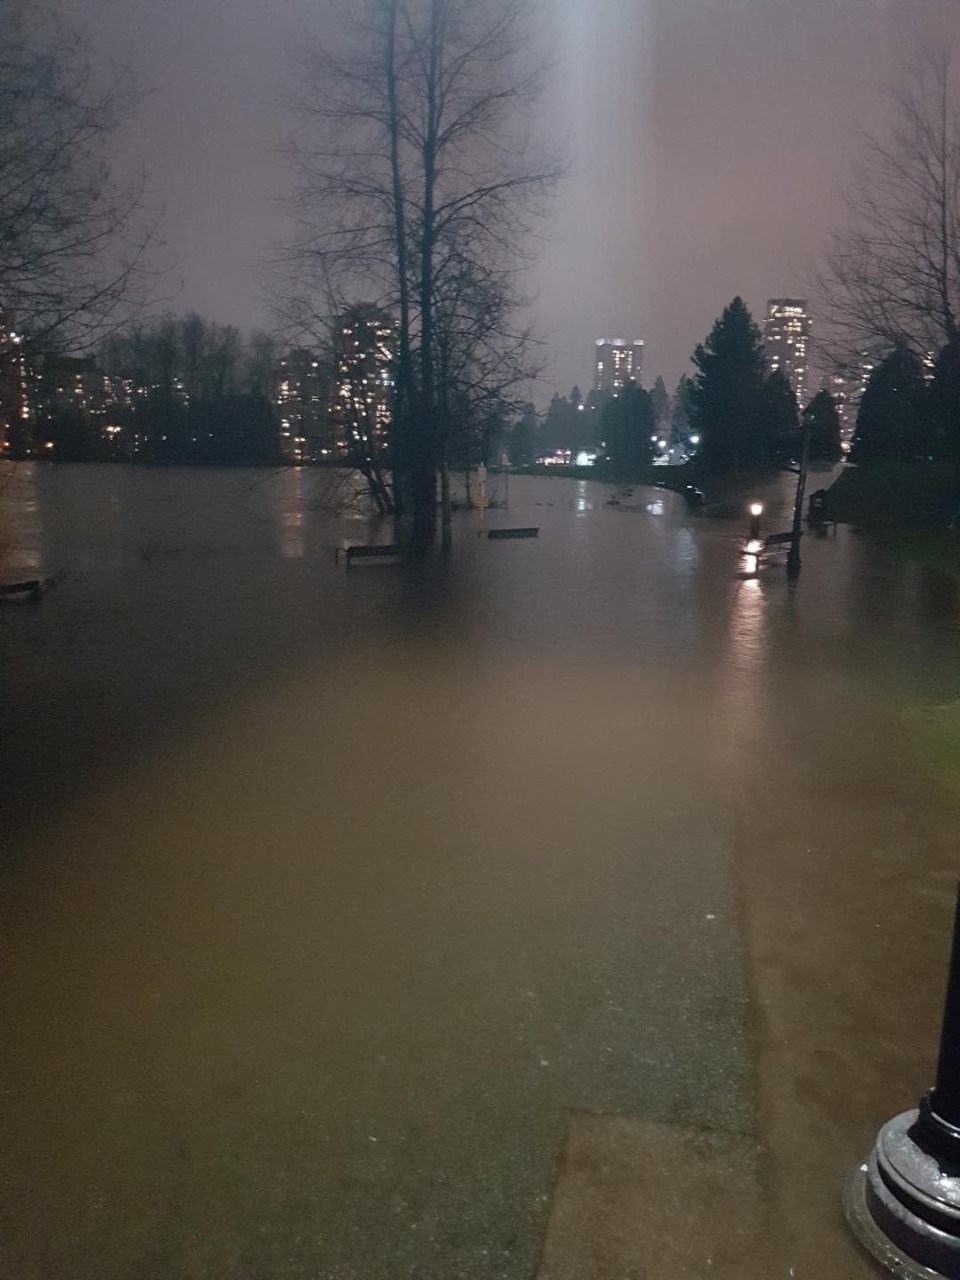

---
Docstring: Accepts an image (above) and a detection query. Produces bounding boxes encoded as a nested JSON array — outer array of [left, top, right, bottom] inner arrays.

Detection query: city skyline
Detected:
[[55, 0, 960, 398]]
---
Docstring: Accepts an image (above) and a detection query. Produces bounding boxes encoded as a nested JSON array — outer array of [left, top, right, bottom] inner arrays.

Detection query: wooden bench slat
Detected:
[[336, 542, 410, 565]]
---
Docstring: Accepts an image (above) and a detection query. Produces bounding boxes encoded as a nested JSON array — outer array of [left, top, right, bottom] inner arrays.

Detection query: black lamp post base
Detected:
[[845, 1110, 960, 1278]]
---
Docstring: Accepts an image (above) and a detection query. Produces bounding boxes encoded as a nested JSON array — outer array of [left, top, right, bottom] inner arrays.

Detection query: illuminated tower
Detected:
[[594, 338, 644, 395], [334, 307, 396, 449], [0, 311, 33, 456], [763, 299, 811, 406]]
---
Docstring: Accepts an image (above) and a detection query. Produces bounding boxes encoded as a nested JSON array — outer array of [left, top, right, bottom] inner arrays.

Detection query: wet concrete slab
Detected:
[[0, 651, 751, 1279], [537, 1116, 764, 1280]]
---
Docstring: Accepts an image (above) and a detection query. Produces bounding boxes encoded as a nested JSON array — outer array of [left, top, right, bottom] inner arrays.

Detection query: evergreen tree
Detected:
[[599, 382, 655, 475], [928, 336, 960, 468], [761, 368, 800, 463], [570, 385, 583, 409], [650, 376, 670, 434], [543, 392, 571, 453], [851, 346, 928, 464], [690, 297, 767, 472], [542, 388, 592, 454], [509, 403, 540, 466], [670, 374, 694, 450], [803, 390, 843, 463]]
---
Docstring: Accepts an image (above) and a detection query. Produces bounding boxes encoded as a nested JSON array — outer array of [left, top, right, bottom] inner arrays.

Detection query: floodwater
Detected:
[[1, 463, 959, 1279]]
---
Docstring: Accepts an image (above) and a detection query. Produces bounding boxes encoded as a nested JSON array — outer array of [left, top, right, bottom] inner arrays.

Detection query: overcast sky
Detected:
[[63, 0, 960, 397]]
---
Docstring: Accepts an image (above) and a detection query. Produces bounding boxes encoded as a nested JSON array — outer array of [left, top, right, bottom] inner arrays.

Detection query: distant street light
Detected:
[[748, 501, 764, 541]]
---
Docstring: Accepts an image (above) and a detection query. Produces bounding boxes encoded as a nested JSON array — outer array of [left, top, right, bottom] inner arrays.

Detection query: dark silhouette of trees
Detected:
[[820, 52, 960, 359], [670, 374, 694, 451], [761, 368, 800, 463], [650, 376, 670, 438], [690, 297, 767, 472], [851, 346, 928, 465], [508, 403, 539, 466], [803, 390, 843, 463], [0, 2, 157, 352], [928, 335, 960, 469], [543, 387, 590, 455], [599, 382, 654, 475], [97, 315, 281, 465]]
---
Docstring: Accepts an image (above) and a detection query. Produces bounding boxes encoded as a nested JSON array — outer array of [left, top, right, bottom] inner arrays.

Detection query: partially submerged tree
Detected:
[[0, 2, 157, 351], [819, 52, 960, 360], [282, 0, 559, 549]]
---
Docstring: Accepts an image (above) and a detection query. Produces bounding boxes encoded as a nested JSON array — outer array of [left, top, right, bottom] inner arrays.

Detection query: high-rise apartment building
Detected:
[[334, 308, 396, 452], [594, 338, 644, 395], [824, 351, 877, 447], [0, 313, 33, 456], [275, 348, 334, 463], [763, 299, 811, 407]]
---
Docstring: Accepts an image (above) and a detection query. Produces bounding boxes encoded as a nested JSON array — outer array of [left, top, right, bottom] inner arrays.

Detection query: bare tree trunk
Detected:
[[411, 0, 442, 552], [440, 452, 452, 552], [384, 0, 416, 527]]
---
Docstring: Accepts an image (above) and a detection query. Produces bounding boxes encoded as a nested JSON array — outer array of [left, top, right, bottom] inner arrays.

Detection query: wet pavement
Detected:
[[1, 463, 959, 1278]]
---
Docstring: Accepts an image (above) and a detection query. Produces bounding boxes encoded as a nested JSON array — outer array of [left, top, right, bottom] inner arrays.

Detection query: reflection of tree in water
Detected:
[[304, 467, 388, 517]]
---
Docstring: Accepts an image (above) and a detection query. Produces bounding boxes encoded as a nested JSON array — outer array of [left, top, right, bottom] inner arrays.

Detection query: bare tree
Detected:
[[819, 52, 960, 361], [0, 2, 158, 353], [280, 0, 559, 548], [433, 244, 544, 545]]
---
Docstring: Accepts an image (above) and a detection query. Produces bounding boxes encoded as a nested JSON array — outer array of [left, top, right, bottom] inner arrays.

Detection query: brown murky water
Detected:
[[1, 463, 958, 1278]]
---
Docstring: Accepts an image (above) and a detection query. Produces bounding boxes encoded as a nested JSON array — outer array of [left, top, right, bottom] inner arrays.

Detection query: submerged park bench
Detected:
[[335, 540, 411, 566], [742, 530, 798, 560], [487, 526, 539, 539], [762, 531, 795, 549], [0, 570, 66, 600]]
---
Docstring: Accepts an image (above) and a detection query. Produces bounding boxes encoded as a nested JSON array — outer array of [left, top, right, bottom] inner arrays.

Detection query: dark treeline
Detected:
[[35, 316, 281, 465]]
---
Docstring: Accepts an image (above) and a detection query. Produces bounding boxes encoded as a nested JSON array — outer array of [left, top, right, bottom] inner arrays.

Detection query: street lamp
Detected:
[[846, 884, 960, 1277], [748, 501, 764, 541]]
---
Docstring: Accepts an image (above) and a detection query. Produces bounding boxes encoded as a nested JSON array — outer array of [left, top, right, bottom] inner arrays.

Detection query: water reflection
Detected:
[[280, 468, 306, 559], [712, 573, 768, 774], [0, 462, 44, 577]]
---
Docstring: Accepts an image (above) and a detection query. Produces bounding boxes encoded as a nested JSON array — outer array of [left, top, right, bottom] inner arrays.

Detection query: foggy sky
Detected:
[[64, 0, 960, 398]]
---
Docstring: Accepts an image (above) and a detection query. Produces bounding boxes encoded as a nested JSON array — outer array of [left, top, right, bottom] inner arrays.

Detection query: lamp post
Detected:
[[846, 884, 960, 1278], [787, 414, 811, 577], [748, 501, 764, 541]]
